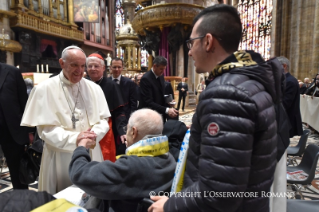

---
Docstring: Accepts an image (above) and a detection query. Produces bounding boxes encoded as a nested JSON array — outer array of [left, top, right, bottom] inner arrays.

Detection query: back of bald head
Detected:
[[128, 109, 163, 137]]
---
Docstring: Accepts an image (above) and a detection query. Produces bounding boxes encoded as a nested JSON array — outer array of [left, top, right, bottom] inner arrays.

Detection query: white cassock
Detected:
[[21, 71, 110, 194]]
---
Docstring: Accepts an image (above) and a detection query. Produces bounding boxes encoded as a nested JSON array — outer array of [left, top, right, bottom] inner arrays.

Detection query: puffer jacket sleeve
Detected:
[[164, 81, 261, 211]]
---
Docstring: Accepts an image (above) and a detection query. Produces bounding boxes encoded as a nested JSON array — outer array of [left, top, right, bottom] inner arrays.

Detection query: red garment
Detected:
[[99, 118, 116, 162]]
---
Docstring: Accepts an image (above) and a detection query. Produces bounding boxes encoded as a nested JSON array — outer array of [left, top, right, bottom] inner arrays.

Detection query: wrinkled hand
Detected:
[[76, 128, 97, 146], [168, 108, 178, 118], [120, 134, 127, 144], [78, 138, 96, 149], [148, 196, 168, 212]]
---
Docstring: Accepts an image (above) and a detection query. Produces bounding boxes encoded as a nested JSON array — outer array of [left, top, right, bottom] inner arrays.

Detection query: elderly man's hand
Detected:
[[148, 196, 169, 212], [76, 128, 97, 146], [168, 108, 178, 118], [78, 138, 96, 149]]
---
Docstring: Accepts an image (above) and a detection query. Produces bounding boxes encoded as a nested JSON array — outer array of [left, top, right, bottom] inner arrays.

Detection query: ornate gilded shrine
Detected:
[[132, 3, 203, 35], [116, 19, 141, 73], [131, 2, 203, 78]]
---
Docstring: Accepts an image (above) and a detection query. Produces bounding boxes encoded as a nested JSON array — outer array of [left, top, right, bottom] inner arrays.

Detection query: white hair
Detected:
[[128, 109, 163, 136], [86, 56, 105, 66], [61, 45, 86, 61], [277, 56, 290, 72]]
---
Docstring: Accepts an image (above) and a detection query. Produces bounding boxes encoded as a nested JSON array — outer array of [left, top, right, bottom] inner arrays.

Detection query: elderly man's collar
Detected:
[[117, 134, 168, 159]]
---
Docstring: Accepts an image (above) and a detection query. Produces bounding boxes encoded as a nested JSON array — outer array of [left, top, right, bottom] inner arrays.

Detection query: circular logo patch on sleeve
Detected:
[[207, 122, 220, 136]]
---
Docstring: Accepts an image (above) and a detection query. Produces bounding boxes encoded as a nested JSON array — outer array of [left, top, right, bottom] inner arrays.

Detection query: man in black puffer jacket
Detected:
[[149, 5, 278, 212]]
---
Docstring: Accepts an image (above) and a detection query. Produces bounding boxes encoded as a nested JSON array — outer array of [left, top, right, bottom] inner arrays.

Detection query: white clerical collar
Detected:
[[59, 71, 80, 86], [151, 69, 160, 79], [112, 75, 121, 82]]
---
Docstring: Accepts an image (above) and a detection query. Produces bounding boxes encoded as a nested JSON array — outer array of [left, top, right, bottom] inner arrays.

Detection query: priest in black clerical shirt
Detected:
[[86, 53, 127, 159]]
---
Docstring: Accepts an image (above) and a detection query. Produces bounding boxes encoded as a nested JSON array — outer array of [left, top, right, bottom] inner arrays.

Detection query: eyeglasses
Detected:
[[123, 126, 127, 133], [186, 35, 205, 50], [186, 34, 222, 50]]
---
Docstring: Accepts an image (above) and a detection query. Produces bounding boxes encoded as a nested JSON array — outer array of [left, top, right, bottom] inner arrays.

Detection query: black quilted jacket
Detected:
[[164, 51, 278, 212]]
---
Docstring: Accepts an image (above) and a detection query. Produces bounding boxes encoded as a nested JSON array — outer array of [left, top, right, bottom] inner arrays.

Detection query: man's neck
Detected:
[[151, 69, 160, 78]]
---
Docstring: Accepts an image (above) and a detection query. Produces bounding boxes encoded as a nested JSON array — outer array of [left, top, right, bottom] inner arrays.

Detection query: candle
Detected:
[[46, 64, 49, 73], [41, 64, 44, 73], [37, 64, 39, 72]]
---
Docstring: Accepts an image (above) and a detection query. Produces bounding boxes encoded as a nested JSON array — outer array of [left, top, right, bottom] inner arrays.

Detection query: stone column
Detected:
[[127, 46, 132, 69], [176, 45, 184, 77], [138, 47, 141, 70], [132, 46, 136, 69]]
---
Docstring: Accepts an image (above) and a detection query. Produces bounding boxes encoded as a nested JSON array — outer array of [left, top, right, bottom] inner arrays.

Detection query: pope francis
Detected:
[[21, 46, 110, 194]]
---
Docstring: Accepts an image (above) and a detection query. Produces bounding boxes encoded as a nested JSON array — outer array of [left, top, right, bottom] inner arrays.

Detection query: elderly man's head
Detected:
[[304, 77, 310, 85], [125, 109, 163, 147], [86, 53, 105, 82], [59, 46, 86, 84]]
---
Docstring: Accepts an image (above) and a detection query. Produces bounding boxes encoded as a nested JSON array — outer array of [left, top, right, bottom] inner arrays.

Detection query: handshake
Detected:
[[76, 128, 97, 149]]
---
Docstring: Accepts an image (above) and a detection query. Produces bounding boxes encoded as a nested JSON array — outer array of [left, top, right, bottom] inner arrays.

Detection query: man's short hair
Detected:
[[193, 4, 242, 54], [277, 56, 290, 72], [153, 56, 167, 67], [61, 45, 86, 61], [111, 57, 124, 66], [128, 109, 163, 136]]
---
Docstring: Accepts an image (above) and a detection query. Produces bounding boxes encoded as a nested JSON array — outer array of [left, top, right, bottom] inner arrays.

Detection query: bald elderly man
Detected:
[[69, 109, 176, 212]]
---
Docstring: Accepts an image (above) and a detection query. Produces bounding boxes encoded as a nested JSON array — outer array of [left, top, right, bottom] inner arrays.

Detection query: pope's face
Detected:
[[110, 60, 123, 78], [87, 58, 105, 82], [59, 49, 86, 84]]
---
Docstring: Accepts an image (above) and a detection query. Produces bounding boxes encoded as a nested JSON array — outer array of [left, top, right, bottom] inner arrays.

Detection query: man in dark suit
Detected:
[[139, 56, 178, 122], [278, 56, 303, 138], [0, 63, 32, 189], [176, 78, 188, 112], [109, 58, 137, 154]]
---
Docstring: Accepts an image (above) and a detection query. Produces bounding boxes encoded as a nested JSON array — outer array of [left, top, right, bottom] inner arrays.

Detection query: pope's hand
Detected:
[[148, 196, 168, 212]]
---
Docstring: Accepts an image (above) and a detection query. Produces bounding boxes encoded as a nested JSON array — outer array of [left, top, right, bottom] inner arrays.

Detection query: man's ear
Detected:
[[132, 127, 138, 139], [59, 58, 64, 68], [205, 34, 214, 53]]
